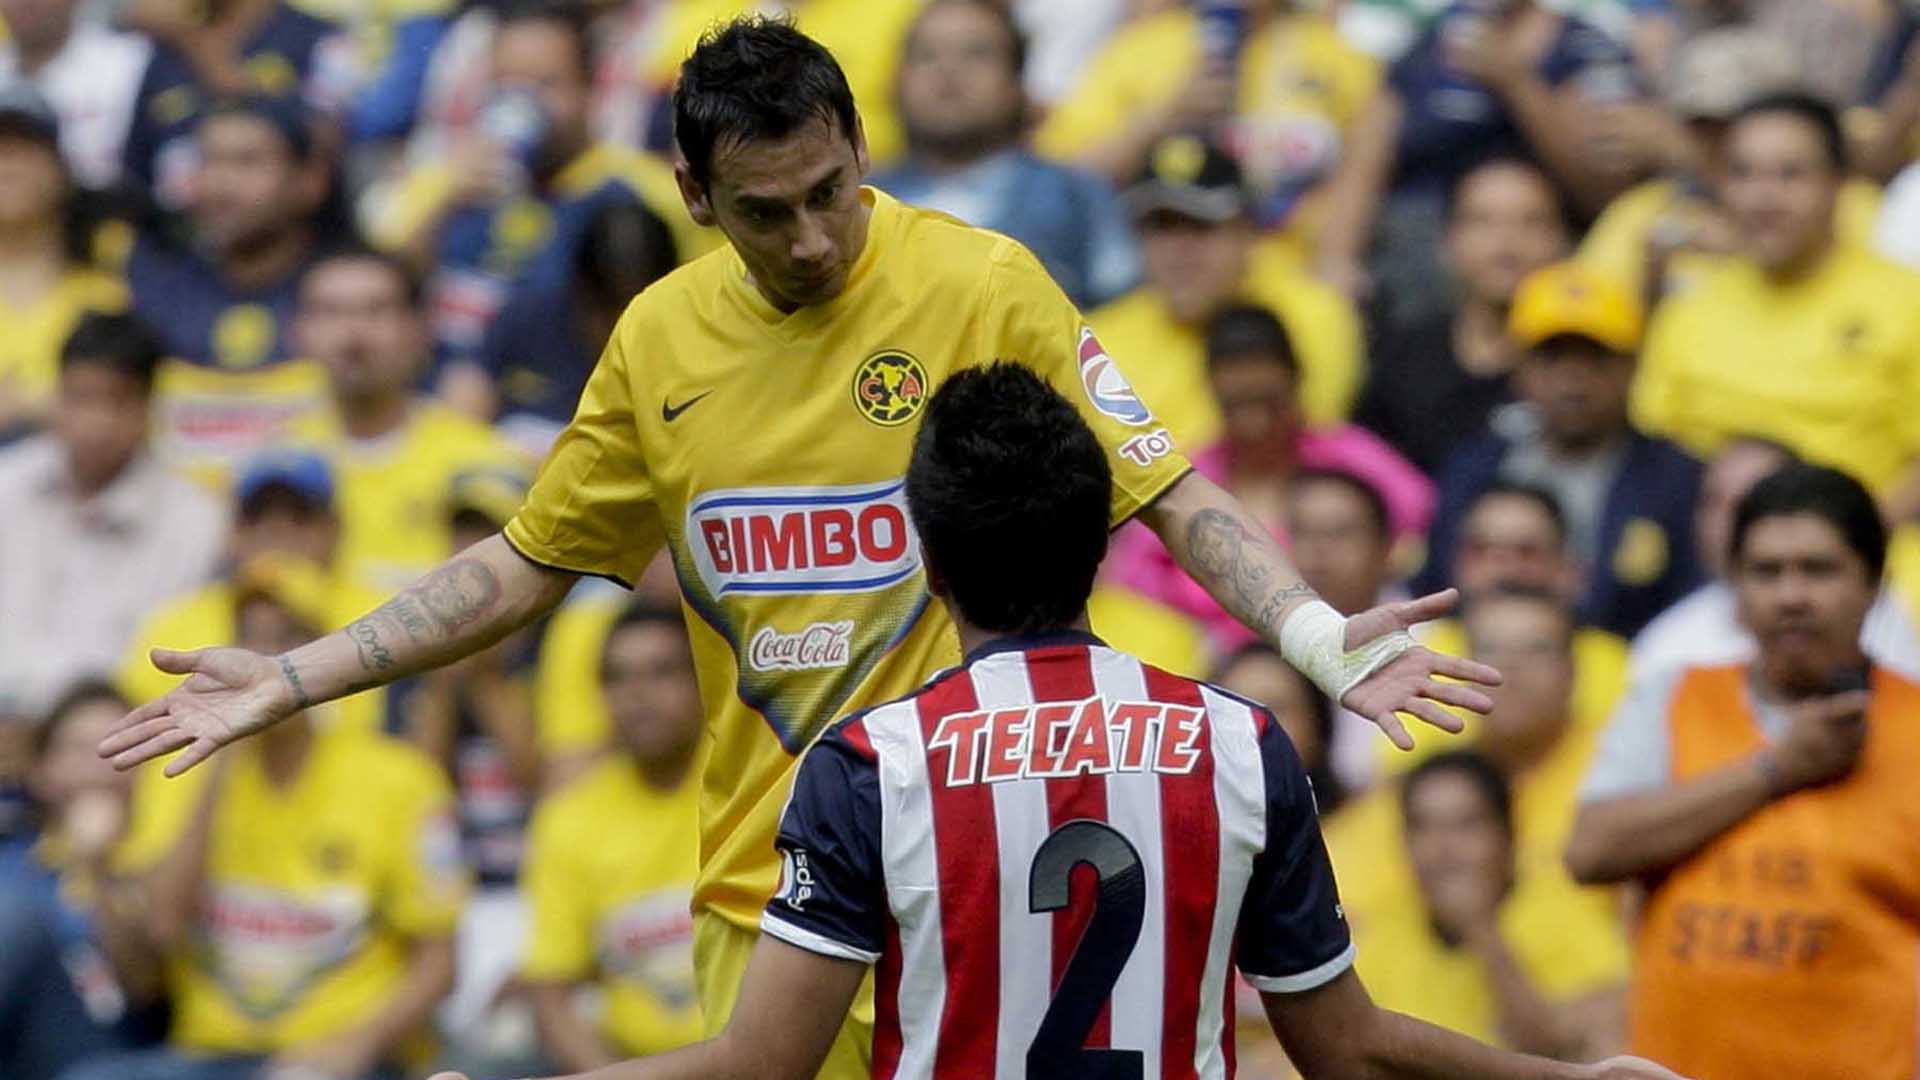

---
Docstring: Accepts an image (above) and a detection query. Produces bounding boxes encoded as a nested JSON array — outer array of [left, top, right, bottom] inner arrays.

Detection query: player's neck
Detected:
[[952, 610, 1095, 658]]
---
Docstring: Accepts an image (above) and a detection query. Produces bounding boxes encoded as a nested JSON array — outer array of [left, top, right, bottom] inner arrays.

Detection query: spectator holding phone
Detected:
[[1568, 464, 1920, 1079]]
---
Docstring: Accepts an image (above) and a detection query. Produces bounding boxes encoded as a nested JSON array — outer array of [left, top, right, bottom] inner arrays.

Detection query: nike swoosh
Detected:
[[662, 390, 714, 423]]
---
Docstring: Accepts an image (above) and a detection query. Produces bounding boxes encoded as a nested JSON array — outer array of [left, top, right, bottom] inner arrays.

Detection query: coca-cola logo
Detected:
[[748, 620, 855, 672]]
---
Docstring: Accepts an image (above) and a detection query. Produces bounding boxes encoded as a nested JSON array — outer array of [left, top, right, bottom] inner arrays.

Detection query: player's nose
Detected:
[[790, 212, 834, 264]]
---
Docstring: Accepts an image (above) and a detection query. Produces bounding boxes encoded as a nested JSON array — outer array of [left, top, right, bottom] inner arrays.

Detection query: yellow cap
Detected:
[[1508, 262, 1643, 354]]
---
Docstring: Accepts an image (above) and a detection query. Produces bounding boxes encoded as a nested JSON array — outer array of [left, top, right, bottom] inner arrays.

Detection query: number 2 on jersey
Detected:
[[1026, 819, 1147, 1079]]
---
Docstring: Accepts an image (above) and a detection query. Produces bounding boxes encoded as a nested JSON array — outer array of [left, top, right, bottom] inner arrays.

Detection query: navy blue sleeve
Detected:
[[347, 15, 448, 141], [762, 724, 887, 964], [1235, 715, 1354, 994]]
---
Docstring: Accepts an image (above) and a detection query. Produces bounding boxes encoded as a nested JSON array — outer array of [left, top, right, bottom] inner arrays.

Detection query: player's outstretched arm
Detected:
[[1265, 969, 1687, 1080], [99, 534, 577, 776], [426, 936, 865, 1080], [1141, 472, 1501, 748]]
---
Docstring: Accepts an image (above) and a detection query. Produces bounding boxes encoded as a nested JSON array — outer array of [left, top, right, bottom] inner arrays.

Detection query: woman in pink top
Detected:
[[1107, 303, 1435, 647]]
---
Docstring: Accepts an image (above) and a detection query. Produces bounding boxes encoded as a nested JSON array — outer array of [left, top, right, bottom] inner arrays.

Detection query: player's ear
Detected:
[[676, 160, 717, 228]]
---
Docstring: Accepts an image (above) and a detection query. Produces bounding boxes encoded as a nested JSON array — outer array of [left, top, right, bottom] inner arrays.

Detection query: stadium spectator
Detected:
[[1034, 0, 1379, 231], [1104, 305, 1429, 651], [1631, 437, 1920, 683], [1355, 155, 1570, 477], [119, 0, 352, 213], [1413, 485, 1632, 765], [0, 87, 127, 439], [1576, 28, 1883, 301], [126, 98, 336, 482], [1424, 262, 1703, 640], [368, 1, 704, 361], [873, 0, 1140, 309], [458, 180, 680, 455], [69, 585, 466, 1080], [1634, 93, 1920, 517], [1355, 750, 1625, 1058], [0, 312, 225, 717], [520, 600, 704, 1071], [0, 0, 151, 190], [0, 682, 164, 1079], [1215, 641, 1348, 817], [1569, 464, 1920, 1079], [1089, 134, 1364, 449], [1315, 0, 1645, 326], [286, 246, 523, 591]]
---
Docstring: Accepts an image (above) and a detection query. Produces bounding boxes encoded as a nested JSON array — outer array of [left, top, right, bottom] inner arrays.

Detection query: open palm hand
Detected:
[[98, 647, 299, 776], [1338, 589, 1502, 751]]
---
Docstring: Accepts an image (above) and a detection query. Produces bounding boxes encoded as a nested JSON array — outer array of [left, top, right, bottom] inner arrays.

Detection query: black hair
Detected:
[[35, 678, 130, 761], [600, 598, 691, 679], [1733, 91, 1848, 173], [1213, 642, 1347, 815], [576, 194, 677, 314], [673, 14, 860, 188], [200, 95, 313, 162], [1442, 152, 1574, 236], [908, 362, 1110, 635], [1289, 467, 1390, 545], [909, 0, 1030, 79], [60, 311, 163, 391], [1204, 303, 1298, 378], [495, 0, 598, 82], [304, 241, 425, 308], [1467, 481, 1567, 549], [1460, 583, 1576, 652], [1730, 463, 1886, 580], [1401, 749, 1514, 839]]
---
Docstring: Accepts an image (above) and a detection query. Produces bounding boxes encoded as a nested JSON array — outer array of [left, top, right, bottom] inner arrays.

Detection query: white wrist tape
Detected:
[[1278, 599, 1418, 702]]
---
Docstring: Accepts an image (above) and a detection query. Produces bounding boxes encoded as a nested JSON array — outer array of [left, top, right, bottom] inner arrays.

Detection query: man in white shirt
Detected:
[[0, 313, 226, 715], [0, 0, 149, 189], [1630, 437, 1920, 683]]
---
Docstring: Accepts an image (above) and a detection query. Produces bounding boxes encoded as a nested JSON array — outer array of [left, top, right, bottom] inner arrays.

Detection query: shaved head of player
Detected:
[[423, 369, 1684, 1080]]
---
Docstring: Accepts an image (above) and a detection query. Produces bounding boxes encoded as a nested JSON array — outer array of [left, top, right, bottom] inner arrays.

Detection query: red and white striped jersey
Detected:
[[762, 632, 1354, 1079]]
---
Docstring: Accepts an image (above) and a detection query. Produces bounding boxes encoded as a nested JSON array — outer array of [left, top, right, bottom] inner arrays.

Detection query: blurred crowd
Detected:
[[4, 0, 1920, 1077]]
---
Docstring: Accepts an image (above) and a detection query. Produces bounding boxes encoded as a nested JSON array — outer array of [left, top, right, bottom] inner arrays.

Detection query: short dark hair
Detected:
[[200, 95, 313, 162], [1204, 303, 1298, 377], [36, 678, 130, 760], [1290, 468, 1390, 544], [496, 0, 597, 82], [576, 194, 678, 312], [304, 242, 424, 308], [600, 598, 690, 679], [908, 0, 1030, 79], [1730, 463, 1886, 579], [60, 312, 163, 391], [908, 363, 1110, 635], [1402, 749, 1513, 839], [1733, 91, 1848, 172], [1467, 481, 1568, 549], [673, 15, 860, 189], [1443, 152, 1569, 230]]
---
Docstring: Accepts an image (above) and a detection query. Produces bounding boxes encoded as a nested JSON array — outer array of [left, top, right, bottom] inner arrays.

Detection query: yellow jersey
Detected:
[[532, 592, 626, 756], [504, 188, 1191, 930], [153, 359, 337, 492], [1087, 248, 1362, 450], [0, 268, 126, 421], [521, 756, 705, 1056], [167, 730, 468, 1056], [644, 0, 921, 168], [1576, 177, 1883, 300], [1634, 243, 1920, 494], [288, 402, 527, 591]]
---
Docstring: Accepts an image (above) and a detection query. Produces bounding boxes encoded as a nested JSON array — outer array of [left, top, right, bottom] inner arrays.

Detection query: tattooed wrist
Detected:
[[277, 654, 313, 710]]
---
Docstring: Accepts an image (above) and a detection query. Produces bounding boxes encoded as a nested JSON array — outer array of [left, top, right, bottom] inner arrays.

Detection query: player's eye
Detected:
[[809, 184, 839, 208]]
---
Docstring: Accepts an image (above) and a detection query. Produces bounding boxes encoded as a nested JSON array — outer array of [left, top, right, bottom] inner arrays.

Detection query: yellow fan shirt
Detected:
[[504, 187, 1191, 931], [0, 268, 126, 423], [166, 730, 468, 1056], [521, 755, 705, 1056]]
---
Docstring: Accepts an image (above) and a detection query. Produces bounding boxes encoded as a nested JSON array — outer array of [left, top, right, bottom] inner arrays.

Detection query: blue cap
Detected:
[[235, 449, 333, 510]]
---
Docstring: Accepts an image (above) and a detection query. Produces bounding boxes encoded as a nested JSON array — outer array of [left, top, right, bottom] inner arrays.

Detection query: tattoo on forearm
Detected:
[[1183, 508, 1319, 633], [344, 557, 504, 675], [278, 655, 313, 710]]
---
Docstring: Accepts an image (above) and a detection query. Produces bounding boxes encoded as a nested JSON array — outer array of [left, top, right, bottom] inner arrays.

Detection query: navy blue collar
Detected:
[[963, 629, 1106, 665]]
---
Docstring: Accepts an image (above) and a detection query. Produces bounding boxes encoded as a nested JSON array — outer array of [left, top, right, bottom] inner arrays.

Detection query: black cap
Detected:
[[1124, 134, 1249, 224], [0, 84, 60, 147]]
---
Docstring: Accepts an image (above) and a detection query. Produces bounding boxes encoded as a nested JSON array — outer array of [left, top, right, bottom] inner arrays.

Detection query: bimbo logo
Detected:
[[749, 621, 854, 672], [686, 480, 922, 599], [1077, 326, 1153, 426]]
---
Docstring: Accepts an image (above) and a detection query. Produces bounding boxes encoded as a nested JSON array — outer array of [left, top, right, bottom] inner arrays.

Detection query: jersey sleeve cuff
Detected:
[[499, 523, 637, 591], [1242, 941, 1356, 994], [760, 912, 882, 965]]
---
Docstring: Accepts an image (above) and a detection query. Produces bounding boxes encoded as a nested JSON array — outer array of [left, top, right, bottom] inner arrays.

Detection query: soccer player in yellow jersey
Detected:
[[103, 17, 1502, 1077]]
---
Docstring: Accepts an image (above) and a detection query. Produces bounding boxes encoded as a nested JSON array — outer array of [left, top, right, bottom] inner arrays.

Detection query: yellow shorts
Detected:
[[693, 910, 875, 1079]]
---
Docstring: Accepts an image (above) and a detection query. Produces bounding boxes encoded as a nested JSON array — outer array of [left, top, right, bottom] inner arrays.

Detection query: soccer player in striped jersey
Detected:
[[432, 367, 1685, 1080]]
